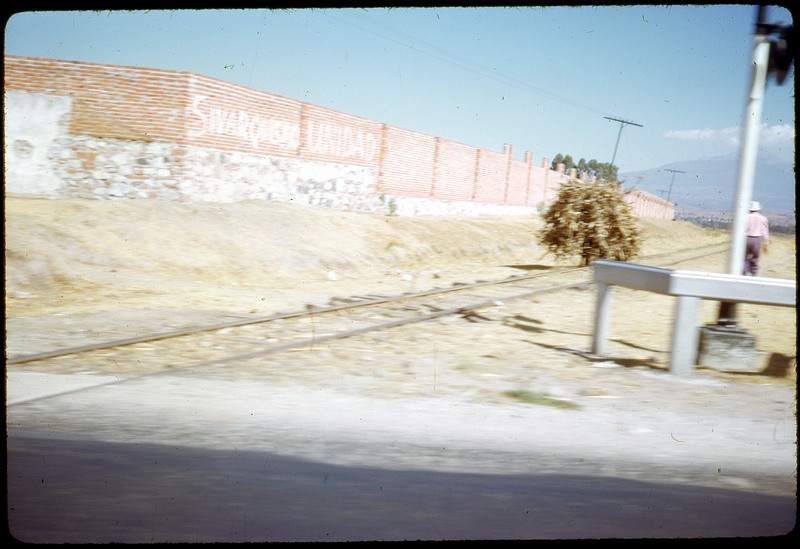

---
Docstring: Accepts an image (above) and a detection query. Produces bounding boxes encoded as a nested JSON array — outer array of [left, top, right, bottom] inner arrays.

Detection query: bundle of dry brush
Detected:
[[539, 179, 641, 266]]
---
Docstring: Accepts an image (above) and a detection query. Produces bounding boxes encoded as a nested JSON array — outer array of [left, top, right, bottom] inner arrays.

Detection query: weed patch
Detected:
[[503, 389, 580, 409]]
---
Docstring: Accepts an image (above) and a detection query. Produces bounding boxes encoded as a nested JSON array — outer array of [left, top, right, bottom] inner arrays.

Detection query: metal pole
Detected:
[[717, 5, 771, 325], [610, 123, 624, 167], [604, 117, 642, 177], [728, 18, 770, 275], [665, 169, 685, 203]]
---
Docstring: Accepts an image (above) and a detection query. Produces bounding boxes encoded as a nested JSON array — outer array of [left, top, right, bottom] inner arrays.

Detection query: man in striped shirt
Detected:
[[744, 201, 769, 276]]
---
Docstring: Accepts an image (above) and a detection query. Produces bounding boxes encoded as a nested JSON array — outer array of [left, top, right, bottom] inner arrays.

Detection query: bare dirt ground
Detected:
[[4, 197, 798, 493], [5, 196, 796, 378]]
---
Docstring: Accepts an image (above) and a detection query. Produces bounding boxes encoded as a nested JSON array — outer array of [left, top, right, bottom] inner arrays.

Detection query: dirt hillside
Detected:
[[4, 196, 796, 385], [5, 197, 743, 311]]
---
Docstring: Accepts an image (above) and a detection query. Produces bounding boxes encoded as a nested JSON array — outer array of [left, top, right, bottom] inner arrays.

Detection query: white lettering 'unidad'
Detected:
[[307, 121, 377, 162]]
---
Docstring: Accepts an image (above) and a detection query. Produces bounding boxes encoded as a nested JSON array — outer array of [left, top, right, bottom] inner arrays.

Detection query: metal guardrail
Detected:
[[591, 259, 796, 374], [593, 260, 796, 305]]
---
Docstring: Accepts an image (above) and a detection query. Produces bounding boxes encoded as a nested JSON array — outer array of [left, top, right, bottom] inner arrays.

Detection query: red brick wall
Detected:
[[473, 147, 507, 204], [184, 73, 303, 157], [301, 103, 382, 169], [4, 55, 674, 218], [4, 56, 192, 143], [379, 125, 436, 198], [430, 138, 480, 202], [505, 155, 530, 207], [624, 188, 676, 220]]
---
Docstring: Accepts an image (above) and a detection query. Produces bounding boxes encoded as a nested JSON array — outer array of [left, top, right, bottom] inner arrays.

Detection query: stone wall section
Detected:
[[44, 133, 382, 211]]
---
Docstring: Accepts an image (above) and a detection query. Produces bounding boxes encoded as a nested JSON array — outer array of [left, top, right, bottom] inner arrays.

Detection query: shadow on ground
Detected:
[[7, 433, 795, 543], [501, 264, 555, 271]]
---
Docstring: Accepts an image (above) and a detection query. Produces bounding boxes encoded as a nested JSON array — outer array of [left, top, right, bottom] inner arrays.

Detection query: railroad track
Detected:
[[8, 242, 729, 375]]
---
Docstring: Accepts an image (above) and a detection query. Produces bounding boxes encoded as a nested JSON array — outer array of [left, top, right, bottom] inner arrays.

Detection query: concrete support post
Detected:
[[591, 282, 614, 356], [669, 295, 701, 374]]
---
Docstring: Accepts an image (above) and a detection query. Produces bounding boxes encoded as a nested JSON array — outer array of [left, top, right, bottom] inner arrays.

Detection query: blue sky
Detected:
[[4, 6, 794, 173]]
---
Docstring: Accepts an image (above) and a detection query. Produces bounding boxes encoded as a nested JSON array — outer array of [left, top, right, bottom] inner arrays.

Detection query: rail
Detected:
[[5, 244, 732, 405]]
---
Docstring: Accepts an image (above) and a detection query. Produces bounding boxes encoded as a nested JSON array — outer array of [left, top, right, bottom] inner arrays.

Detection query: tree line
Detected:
[[551, 154, 618, 182], [677, 213, 796, 235]]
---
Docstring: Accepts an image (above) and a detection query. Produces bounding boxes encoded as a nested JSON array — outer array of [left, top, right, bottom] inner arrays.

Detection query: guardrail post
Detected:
[[591, 282, 614, 356], [669, 295, 701, 374]]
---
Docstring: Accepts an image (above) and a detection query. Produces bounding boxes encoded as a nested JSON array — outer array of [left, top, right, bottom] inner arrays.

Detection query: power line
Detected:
[[664, 168, 685, 203], [247, 11, 267, 87], [327, 11, 610, 117]]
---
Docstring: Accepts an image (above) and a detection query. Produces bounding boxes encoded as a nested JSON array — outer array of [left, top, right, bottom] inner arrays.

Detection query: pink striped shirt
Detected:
[[746, 211, 769, 245]]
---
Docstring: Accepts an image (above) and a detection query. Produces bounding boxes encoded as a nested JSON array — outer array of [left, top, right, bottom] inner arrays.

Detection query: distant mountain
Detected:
[[620, 151, 795, 214]]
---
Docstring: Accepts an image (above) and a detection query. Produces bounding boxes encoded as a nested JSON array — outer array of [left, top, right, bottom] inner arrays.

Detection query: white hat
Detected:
[[749, 201, 761, 211]]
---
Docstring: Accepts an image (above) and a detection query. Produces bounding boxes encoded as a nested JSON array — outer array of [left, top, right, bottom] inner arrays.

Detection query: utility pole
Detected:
[[604, 116, 642, 174], [664, 169, 685, 203], [716, 5, 774, 326], [697, 5, 794, 373]]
